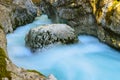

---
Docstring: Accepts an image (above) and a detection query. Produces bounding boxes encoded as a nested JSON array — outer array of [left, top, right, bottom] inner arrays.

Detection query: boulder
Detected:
[[25, 24, 78, 51]]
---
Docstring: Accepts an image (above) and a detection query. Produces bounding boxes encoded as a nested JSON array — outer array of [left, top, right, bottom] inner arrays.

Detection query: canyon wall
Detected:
[[0, 0, 37, 33], [0, 0, 49, 80], [0, 27, 47, 79], [40, 0, 120, 49], [0, 0, 120, 79]]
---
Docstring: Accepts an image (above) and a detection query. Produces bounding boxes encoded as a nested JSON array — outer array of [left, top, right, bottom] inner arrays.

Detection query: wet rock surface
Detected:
[[25, 24, 78, 51], [1, 0, 120, 79], [94, 0, 120, 49], [0, 0, 55, 80], [40, 0, 120, 49], [0, 27, 57, 80]]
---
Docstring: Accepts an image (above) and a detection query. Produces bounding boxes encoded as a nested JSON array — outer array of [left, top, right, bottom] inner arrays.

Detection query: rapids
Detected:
[[7, 15, 120, 80]]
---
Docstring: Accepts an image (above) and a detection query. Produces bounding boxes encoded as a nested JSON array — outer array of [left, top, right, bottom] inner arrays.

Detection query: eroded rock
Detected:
[[25, 24, 78, 51], [0, 27, 56, 80], [0, 0, 38, 33], [40, 0, 97, 35], [0, 0, 54, 79], [40, 0, 120, 49]]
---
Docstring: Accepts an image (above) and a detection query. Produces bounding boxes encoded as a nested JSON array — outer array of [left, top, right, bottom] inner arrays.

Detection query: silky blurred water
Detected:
[[7, 15, 120, 80]]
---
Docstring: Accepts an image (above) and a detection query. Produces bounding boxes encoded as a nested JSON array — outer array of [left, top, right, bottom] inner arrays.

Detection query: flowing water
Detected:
[[7, 15, 120, 80]]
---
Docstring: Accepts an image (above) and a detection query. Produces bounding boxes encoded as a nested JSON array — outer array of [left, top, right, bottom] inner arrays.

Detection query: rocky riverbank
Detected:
[[1, 0, 120, 79], [0, 0, 56, 80], [39, 0, 120, 49]]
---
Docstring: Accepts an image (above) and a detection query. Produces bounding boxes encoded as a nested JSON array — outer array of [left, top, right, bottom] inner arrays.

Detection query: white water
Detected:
[[7, 15, 120, 80]]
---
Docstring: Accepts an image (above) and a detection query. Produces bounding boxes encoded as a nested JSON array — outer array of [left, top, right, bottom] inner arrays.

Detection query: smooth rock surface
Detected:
[[25, 24, 78, 51]]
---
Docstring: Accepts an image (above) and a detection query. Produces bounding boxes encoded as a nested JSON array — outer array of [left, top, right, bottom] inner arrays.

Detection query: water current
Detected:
[[7, 15, 120, 80]]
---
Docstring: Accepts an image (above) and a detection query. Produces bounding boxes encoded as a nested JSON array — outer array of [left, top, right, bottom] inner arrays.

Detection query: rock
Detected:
[[0, 4, 13, 33], [0, 0, 53, 80], [0, 27, 57, 80], [0, 27, 7, 54], [47, 74, 57, 80], [0, 0, 38, 33], [40, 0, 120, 49], [40, 0, 97, 35], [32, 0, 41, 6], [25, 24, 78, 51], [92, 0, 120, 49], [0, 27, 47, 80]]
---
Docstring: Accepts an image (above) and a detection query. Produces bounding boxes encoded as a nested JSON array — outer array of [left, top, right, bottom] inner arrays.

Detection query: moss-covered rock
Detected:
[[0, 47, 11, 79], [27, 69, 45, 77]]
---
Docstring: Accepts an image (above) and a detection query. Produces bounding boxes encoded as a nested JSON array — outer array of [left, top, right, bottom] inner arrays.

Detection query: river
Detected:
[[7, 15, 120, 80]]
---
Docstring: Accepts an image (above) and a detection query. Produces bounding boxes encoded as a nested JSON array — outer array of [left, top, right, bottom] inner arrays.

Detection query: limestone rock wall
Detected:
[[0, 0, 37, 33], [0, 23, 47, 80], [0, 20, 56, 80], [40, 0, 97, 35], [93, 0, 120, 48], [40, 0, 120, 49], [0, 0, 55, 80]]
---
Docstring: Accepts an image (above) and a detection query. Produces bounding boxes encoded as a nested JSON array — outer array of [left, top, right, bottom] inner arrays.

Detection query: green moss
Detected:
[[105, 1, 120, 25], [27, 69, 45, 77], [105, 10, 113, 25], [0, 48, 11, 79], [0, 24, 3, 30]]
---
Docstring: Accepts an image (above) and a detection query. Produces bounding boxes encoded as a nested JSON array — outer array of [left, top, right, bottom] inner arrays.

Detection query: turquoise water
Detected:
[[7, 15, 120, 80]]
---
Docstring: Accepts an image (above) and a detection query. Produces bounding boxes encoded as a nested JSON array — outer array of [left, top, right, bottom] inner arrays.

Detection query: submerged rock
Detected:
[[25, 24, 78, 51]]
